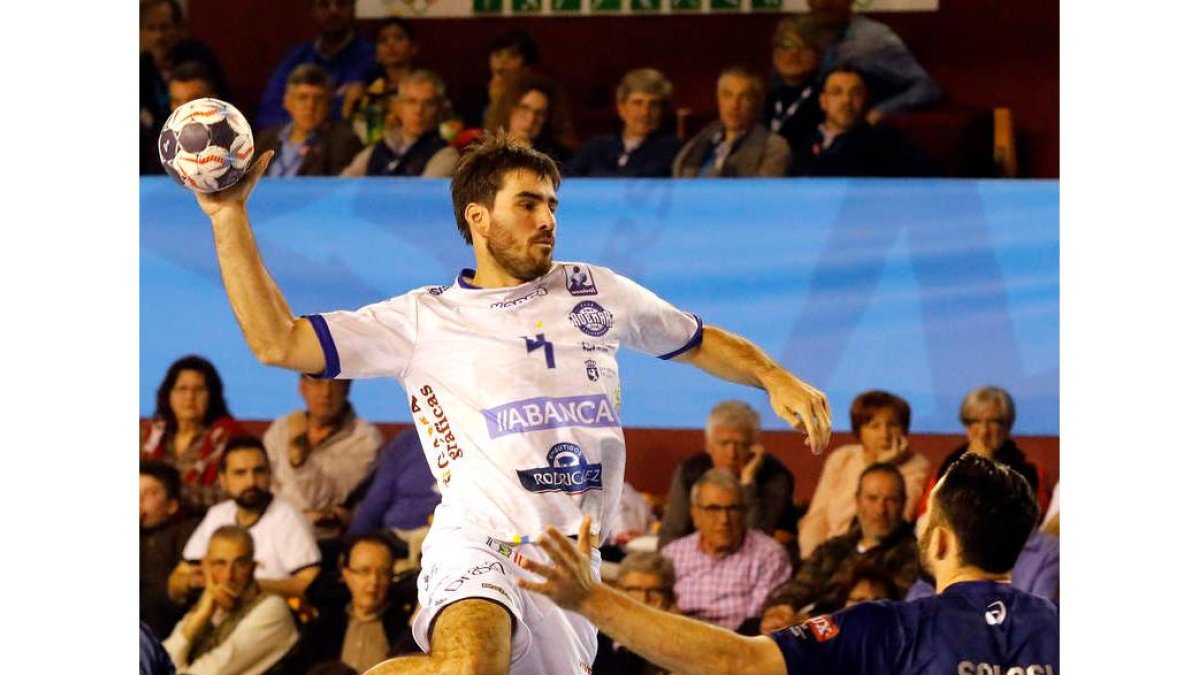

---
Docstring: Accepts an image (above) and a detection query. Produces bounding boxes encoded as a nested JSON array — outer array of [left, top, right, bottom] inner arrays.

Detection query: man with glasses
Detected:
[[342, 70, 460, 178], [594, 552, 678, 675], [764, 16, 826, 166], [661, 469, 793, 631], [163, 526, 299, 675], [304, 534, 418, 672]]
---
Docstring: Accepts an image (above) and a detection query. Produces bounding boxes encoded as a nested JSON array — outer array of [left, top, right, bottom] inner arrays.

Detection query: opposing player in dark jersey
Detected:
[[520, 453, 1059, 675]]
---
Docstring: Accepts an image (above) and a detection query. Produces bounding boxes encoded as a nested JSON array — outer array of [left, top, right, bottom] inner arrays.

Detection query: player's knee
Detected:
[[429, 650, 511, 675], [428, 599, 515, 675]]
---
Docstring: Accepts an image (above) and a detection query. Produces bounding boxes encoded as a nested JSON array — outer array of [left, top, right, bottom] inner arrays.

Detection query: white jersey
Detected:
[[309, 261, 701, 543]]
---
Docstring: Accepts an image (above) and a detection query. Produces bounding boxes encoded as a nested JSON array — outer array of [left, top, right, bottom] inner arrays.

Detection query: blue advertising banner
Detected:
[[140, 177, 1058, 434]]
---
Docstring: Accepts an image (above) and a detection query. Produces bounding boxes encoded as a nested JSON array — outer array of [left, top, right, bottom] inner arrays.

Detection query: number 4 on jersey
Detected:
[[525, 333, 556, 369]]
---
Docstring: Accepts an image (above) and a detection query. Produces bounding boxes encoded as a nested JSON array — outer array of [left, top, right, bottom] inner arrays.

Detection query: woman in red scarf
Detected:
[[142, 355, 245, 514]]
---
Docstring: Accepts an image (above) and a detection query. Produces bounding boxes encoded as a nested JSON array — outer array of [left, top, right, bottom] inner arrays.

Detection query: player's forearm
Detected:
[[578, 583, 784, 675], [682, 325, 788, 389], [209, 210, 320, 372]]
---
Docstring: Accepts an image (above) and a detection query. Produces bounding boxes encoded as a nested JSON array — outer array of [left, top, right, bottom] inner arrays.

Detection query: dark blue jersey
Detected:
[[770, 581, 1058, 674]]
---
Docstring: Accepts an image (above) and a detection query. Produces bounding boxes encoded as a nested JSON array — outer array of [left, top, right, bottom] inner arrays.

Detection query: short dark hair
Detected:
[[849, 390, 912, 436], [140, 0, 183, 26], [932, 453, 1038, 574], [287, 63, 334, 90], [154, 355, 233, 436], [341, 533, 399, 568], [845, 564, 902, 601], [488, 29, 539, 65], [218, 436, 268, 473], [762, 582, 813, 612], [378, 16, 415, 42], [450, 130, 561, 244], [140, 460, 183, 503], [822, 65, 869, 99], [856, 462, 906, 502], [169, 60, 215, 87]]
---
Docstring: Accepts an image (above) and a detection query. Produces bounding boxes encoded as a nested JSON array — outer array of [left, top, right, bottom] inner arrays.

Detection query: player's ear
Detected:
[[465, 203, 489, 240], [932, 525, 951, 562]]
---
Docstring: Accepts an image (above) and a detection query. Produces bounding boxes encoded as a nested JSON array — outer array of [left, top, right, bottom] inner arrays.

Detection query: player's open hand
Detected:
[[763, 370, 832, 454], [516, 516, 598, 613], [195, 150, 273, 219]]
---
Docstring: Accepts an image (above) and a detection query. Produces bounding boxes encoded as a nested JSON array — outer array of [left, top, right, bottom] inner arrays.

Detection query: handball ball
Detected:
[[158, 98, 255, 193]]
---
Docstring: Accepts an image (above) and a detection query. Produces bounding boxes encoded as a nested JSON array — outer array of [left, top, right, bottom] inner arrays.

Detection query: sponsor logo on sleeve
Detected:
[[566, 265, 598, 296], [516, 443, 604, 494], [481, 394, 620, 438], [568, 301, 614, 337], [798, 615, 838, 642]]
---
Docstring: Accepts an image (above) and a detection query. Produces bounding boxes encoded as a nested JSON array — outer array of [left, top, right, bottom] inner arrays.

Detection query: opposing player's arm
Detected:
[[520, 518, 788, 675], [674, 324, 832, 453], [194, 151, 326, 374]]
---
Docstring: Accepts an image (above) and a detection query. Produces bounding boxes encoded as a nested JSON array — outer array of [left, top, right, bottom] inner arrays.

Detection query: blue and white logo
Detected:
[[516, 442, 604, 494], [568, 301, 614, 337], [566, 265, 598, 296]]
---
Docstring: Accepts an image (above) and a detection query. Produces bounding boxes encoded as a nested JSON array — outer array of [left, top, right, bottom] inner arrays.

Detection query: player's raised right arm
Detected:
[[194, 151, 325, 374]]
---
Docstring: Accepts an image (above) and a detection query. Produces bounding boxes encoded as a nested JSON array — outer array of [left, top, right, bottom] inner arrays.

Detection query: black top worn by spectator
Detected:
[[141, 514, 201, 639], [566, 130, 682, 178], [790, 522, 919, 613], [300, 571, 420, 671], [792, 123, 940, 177], [366, 131, 449, 176], [764, 78, 823, 166], [140, 40, 230, 175]]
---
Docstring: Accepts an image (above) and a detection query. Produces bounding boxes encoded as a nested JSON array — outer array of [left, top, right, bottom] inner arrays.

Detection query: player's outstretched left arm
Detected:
[[518, 517, 787, 675], [675, 325, 832, 453]]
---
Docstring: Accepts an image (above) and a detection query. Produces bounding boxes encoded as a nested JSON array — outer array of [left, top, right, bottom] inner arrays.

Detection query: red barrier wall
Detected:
[[145, 419, 1058, 503], [185, 0, 1058, 177]]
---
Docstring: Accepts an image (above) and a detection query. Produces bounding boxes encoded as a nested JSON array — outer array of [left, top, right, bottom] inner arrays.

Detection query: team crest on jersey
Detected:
[[585, 359, 599, 382], [566, 265, 598, 296], [568, 301, 614, 337], [515, 442, 604, 494]]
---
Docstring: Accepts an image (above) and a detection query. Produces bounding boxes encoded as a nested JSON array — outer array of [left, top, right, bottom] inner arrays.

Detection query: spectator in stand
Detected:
[[842, 564, 902, 607], [567, 68, 682, 178], [660, 469, 793, 631], [346, 430, 440, 538], [302, 534, 418, 673], [1041, 481, 1060, 538], [757, 583, 813, 634], [606, 481, 657, 550], [257, 0, 375, 130], [142, 355, 245, 514], [808, 0, 942, 123], [791, 66, 939, 177], [798, 389, 929, 560], [163, 526, 299, 675], [142, 462, 202, 639], [263, 375, 382, 539], [167, 60, 218, 112], [594, 552, 678, 675], [139, 0, 229, 175], [341, 70, 460, 178], [915, 386, 1049, 521], [658, 400, 795, 551], [342, 17, 421, 146], [475, 29, 540, 127], [485, 72, 576, 166], [169, 437, 322, 604], [259, 64, 363, 177], [790, 463, 919, 612], [673, 66, 791, 177], [764, 16, 826, 165]]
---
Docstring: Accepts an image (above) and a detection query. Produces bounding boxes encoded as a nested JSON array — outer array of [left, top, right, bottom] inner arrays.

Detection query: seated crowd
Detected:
[[140, 0, 949, 181], [140, 352, 1058, 674]]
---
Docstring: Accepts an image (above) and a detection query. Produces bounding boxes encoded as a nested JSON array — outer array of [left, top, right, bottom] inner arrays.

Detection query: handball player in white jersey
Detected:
[[193, 132, 832, 675]]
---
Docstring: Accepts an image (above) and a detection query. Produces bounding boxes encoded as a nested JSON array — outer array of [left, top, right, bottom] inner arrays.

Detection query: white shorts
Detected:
[[412, 523, 600, 675]]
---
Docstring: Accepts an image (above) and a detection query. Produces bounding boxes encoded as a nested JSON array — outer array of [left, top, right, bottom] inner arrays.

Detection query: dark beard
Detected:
[[234, 488, 273, 512], [486, 225, 553, 282]]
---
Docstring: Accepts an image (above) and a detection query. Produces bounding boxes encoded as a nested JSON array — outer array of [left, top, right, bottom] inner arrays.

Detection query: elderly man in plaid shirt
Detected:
[[660, 468, 793, 631]]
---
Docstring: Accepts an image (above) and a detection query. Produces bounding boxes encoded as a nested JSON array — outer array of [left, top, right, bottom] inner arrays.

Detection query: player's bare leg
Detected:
[[364, 598, 514, 675]]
